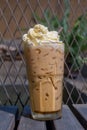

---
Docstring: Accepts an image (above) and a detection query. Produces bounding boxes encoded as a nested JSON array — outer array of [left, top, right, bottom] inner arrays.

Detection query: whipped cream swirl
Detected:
[[23, 24, 63, 46]]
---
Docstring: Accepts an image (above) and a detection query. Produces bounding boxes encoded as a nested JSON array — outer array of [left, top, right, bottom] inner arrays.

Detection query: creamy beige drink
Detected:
[[23, 24, 64, 120]]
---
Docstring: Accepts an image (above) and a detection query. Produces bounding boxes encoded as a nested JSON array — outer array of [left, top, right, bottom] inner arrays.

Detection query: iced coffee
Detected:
[[23, 24, 64, 120]]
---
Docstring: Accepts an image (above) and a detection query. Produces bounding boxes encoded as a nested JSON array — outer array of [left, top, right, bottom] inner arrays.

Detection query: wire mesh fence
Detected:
[[0, 0, 87, 112]]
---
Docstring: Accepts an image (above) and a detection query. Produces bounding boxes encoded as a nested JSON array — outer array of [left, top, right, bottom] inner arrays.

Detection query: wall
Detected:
[[0, 0, 87, 39]]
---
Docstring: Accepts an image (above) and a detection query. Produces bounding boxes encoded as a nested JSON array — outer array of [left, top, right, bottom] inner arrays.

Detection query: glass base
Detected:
[[31, 110, 62, 120]]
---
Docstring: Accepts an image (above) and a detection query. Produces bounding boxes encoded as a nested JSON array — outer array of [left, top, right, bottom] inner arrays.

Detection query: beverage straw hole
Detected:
[[45, 98, 48, 101], [38, 76, 42, 79], [43, 53, 49, 56], [60, 58, 63, 61], [56, 97, 59, 100], [31, 58, 34, 61], [55, 87, 58, 90], [36, 88, 39, 91], [52, 57, 56, 59], [35, 49, 41, 54], [45, 93, 49, 97], [32, 80, 35, 83], [60, 66, 62, 69], [41, 68, 44, 70]]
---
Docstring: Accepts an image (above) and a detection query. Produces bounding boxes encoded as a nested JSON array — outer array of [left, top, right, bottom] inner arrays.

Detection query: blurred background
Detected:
[[0, 0, 87, 113]]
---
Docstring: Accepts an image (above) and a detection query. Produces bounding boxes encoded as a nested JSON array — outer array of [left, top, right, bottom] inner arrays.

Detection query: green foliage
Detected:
[[34, 0, 87, 71]]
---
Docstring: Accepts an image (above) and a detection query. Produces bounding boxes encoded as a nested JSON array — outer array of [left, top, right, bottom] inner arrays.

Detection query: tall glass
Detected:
[[23, 42, 64, 120]]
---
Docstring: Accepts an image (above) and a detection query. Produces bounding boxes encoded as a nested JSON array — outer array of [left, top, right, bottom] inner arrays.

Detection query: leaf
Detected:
[[51, 16, 60, 29], [32, 4, 87, 72]]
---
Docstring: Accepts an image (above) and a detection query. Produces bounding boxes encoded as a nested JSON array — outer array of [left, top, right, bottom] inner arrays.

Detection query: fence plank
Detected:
[[17, 116, 46, 130], [72, 104, 87, 129], [18, 105, 84, 130], [54, 105, 84, 130], [0, 110, 15, 130], [0, 105, 19, 120]]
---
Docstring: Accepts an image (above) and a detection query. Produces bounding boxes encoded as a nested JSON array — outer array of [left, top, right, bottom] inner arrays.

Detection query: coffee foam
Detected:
[[23, 24, 63, 46]]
